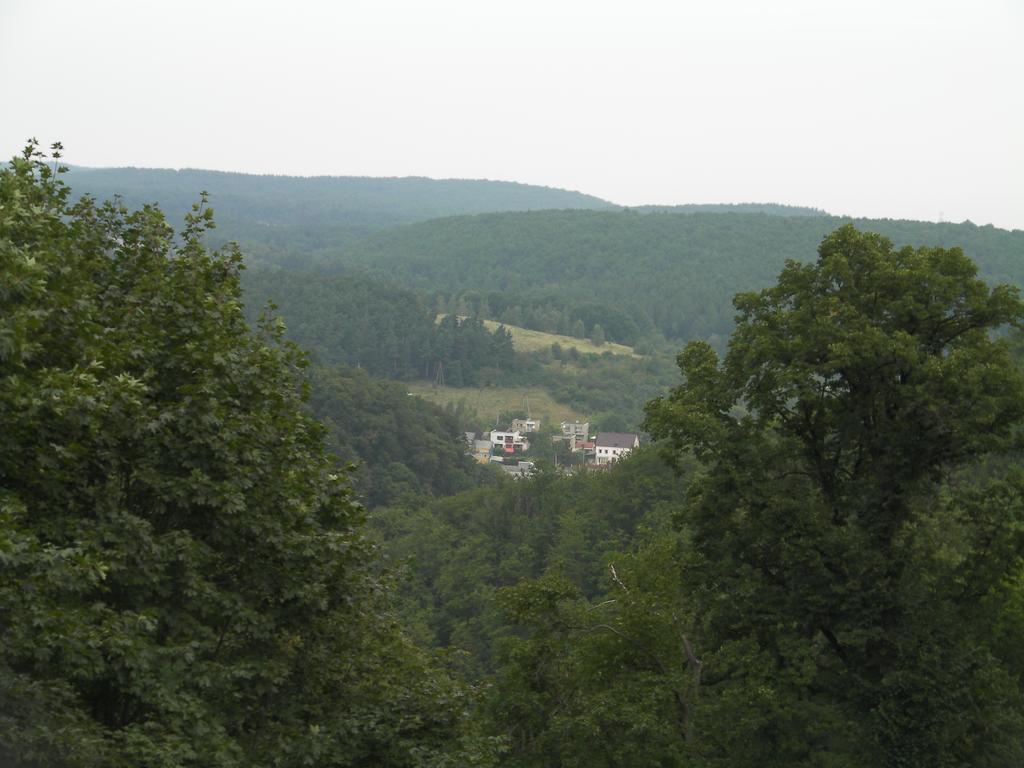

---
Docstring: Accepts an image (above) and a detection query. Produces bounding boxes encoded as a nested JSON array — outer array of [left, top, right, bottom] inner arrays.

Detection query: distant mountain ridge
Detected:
[[65, 166, 833, 222], [632, 202, 829, 217], [60, 166, 1023, 349], [65, 166, 614, 227], [63, 165, 617, 265]]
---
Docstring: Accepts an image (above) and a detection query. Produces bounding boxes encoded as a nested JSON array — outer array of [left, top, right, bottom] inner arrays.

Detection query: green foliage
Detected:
[[242, 267, 676, 432], [538, 351, 679, 431], [307, 364, 491, 507], [645, 225, 1024, 765], [0, 142, 493, 767], [372, 450, 691, 670], [323, 210, 1024, 347], [486, 510, 698, 768], [65, 166, 612, 269], [243, 269, 516, 384]]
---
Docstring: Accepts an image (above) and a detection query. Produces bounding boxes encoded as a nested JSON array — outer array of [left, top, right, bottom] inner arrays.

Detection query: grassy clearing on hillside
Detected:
[[436, 315, 637, 357], [406, 382, 586, 427], [482, 320, 638, 357]]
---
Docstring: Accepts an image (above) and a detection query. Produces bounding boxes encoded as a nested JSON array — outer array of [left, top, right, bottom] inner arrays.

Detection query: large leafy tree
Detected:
[[645, 225, 1024, 766], [0, 143, 491, 767]]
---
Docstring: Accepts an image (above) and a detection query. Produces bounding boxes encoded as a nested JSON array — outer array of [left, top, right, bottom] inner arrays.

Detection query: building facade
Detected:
[[490, 430, 530, 454], [560, 421, 590, 439], [511, 418, 541, 433], [594, 432, 640, 465]]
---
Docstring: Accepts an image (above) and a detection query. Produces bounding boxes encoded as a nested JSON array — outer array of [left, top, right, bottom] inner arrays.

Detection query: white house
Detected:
[[594, 432, 639, 465], [490, 430, 530, 454]]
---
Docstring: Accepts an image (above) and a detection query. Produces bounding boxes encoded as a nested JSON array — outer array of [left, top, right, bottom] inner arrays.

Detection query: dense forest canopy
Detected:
[[242, 269, 515, 384], [323, 209, 1024, 344], [307, 364, 492, 507]]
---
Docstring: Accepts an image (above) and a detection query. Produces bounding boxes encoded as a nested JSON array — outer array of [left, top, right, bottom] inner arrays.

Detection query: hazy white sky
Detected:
[[2, 0, 1021, 229]]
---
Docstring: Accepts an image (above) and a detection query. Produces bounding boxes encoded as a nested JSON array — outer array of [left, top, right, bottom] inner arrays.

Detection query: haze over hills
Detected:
[[63, 166, 842, 261], [64, 165, 613, 242], [62, 164, 1024, 352], [64, 166, 830, 225]]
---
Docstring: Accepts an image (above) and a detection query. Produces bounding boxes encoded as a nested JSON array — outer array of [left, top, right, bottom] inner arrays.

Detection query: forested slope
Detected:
[[243, 270, 515, 384], [309, 365, 491, 508], [242, 269, 679, 430], [372, 448, 692, 666], [632, 202, 827, 216], [327, 210, 1024, 344], [65, 166, 614, 265]]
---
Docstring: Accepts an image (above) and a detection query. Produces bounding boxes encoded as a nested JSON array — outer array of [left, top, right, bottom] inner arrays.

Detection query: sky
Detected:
[[1, 0, 1021, 229]]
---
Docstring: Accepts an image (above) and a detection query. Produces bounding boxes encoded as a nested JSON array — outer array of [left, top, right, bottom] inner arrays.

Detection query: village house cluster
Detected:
[[465, 418, 640, 478]]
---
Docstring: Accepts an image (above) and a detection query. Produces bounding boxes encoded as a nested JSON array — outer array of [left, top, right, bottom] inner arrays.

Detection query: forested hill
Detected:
[[308, 365, 488, 508], [64, 166, 614, 262], [325, 210, 1024, 344], [242, 270, 515, 385], [632, 202, 828, 216]]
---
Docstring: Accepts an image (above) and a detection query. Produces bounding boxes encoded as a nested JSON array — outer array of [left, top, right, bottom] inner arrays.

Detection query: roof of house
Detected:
[[595, 432, 639, 449]]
